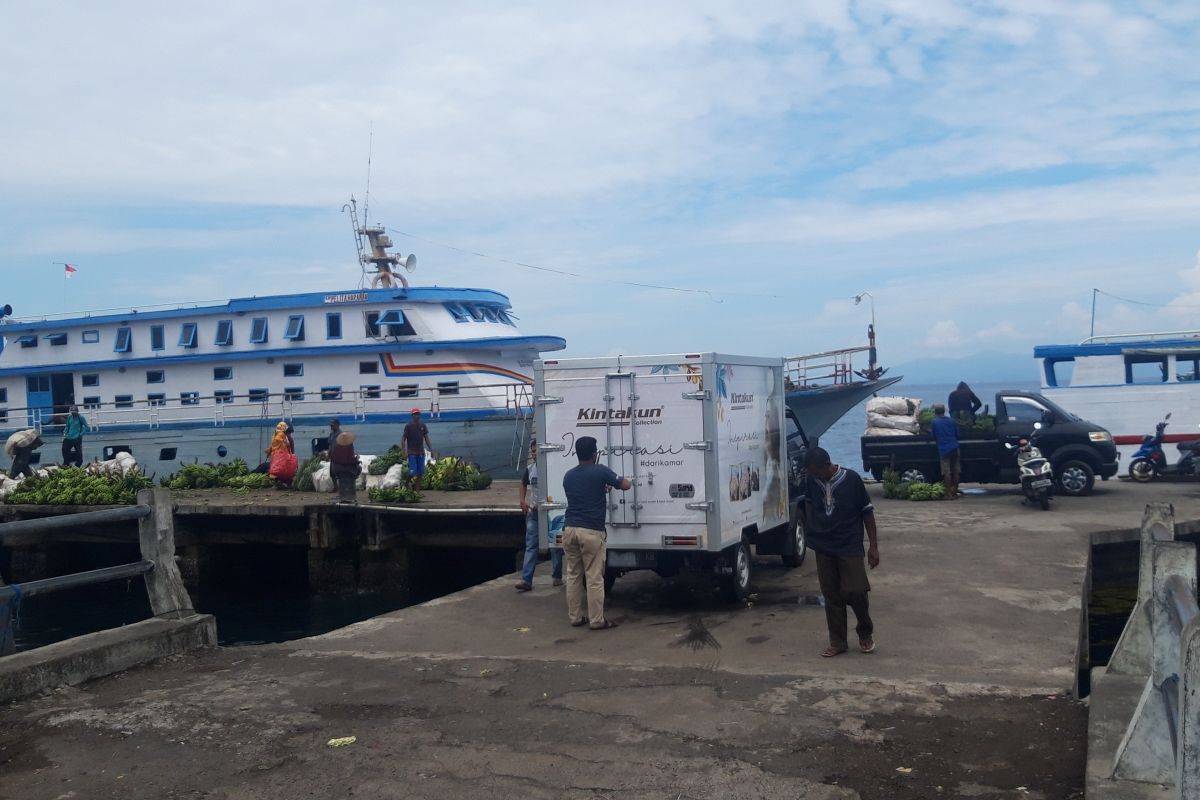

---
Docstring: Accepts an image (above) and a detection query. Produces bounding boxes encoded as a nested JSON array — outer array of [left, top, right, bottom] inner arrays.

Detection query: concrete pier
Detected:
[[3, 480, 1200, 798]]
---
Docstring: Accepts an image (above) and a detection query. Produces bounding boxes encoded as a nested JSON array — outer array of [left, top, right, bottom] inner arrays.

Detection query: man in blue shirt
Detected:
[[562, 435, 630, 630], [62, 406, 89, 467], [930, 403, 960, 499], [803, 447, 879, 657]]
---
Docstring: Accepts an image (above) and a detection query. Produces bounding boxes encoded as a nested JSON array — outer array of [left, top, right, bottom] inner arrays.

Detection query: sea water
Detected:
[[818, 381, 1038, 475]]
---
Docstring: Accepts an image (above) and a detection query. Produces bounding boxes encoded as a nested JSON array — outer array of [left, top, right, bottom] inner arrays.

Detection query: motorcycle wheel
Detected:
[[1039, 493, 1050, 511], [1128, 458, 1156, 483]]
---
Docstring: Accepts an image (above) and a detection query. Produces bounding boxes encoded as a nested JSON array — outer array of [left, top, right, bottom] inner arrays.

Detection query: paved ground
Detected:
[[2, 478, 1199, 799]]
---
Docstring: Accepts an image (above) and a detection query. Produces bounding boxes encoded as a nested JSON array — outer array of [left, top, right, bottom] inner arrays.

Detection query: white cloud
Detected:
[[925, 320, 961, 349], [976, 321, 1018, 342]]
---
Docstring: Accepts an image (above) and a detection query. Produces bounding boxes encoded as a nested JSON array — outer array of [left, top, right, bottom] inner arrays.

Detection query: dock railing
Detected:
[[1108, 502, 1200, 795], [0, 488, 198, 657], [783, 345, 876, 390]]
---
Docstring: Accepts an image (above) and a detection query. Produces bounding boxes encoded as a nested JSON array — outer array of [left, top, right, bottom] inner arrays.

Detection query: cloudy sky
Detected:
[[2, 2, 1198, 374]]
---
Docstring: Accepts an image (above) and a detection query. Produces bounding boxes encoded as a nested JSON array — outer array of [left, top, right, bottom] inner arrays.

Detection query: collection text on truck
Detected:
[[534, 353, 806, 601]]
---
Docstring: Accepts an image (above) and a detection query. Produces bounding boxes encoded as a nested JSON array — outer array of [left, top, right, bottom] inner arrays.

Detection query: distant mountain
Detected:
[[886, 350, 1037, 386]]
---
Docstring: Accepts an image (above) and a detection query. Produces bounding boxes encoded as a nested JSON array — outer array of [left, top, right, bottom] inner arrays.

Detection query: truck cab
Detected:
[[992, 391, 1119, 494]]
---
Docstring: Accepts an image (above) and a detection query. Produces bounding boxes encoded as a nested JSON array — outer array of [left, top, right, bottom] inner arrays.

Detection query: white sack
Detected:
[[865, 397, 921, 416], [866, 412, 919, 432], [5, 429, 39, 456], [380, 463, 406, 489], [312, 464, 335, 493], [864, 427, 918, 437], [356, 455, 377, 489]]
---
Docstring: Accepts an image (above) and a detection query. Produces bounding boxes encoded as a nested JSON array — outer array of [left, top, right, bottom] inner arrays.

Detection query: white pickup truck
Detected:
[[534, 352, 805, 601]]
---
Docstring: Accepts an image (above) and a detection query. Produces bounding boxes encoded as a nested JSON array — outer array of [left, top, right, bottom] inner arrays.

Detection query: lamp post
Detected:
[[853, 292, 879, 379]]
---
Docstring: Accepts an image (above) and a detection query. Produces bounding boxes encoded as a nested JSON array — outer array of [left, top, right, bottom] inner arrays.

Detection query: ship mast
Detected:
[[344, 197, 415, 290]]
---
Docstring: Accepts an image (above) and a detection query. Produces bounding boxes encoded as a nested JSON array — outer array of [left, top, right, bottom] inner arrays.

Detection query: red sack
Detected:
[[269, 450, 299, 482]]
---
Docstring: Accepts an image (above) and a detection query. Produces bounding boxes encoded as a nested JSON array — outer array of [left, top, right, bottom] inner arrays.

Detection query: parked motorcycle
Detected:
[[1128, 413, 1200, 482], [1007, 423, 1054, 510]]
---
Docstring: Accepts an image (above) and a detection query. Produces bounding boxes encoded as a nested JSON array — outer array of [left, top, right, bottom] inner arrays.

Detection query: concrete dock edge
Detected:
[[0, 614, 216, 703]]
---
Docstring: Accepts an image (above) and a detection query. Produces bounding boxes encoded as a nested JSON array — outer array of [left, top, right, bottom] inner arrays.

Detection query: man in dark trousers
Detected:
[[948, 381, 982, 421], [930, 403, 961, 499], [401, 408, 434, 489], [62, 405, 89, 467], [562, 435, 630, 630], [803, 447, 879, 657], [516, 438, 563, 591]]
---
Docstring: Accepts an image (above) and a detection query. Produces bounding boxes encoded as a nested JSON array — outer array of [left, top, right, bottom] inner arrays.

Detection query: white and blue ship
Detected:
[[0, 208, 566, 475]]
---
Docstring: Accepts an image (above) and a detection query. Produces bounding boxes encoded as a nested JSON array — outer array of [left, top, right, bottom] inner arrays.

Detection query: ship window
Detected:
[[377, 309, 415, 337], [83, 396, 101, 410], [250, 317, 269, 344], [1043, 357, 1074, 388], [147, 393, 166, 407], [480, 306, 500, 323], [45, 333, 68, 346], [437, 381, 460, 396], [283, 363, 303, 377], [16, 334, 37, 348], [179, 322, 198, 348], [326, 312, 342, 340], [1175, 355, 1200, 382], [215, 320, 234, 346], [82, 373, 100, 387], [359, 361, 379, 375], [146, 370, 165, 384], [360, 385, 381, 399], [284, 386, 304, 401], [467, 304, 485, 322], [82, 329, 100, 343], [365, 311, 381, 337], [0, 408, 6, 424], [180, 392, 200, 406], [248, 388, 269, 403], [283, 315, 305, 341], [213, 366, 233, 381], [498, 310, 516, 326], [150, 325, 165, 351], [159, 447, 177, 461], [321, 386, 342, 400], [114, 327, 133, 353], [1125, 355, 1168, 384], [114, 394, 134, 409], [0, 389, 5, 402], [214, 390, 234, 404], [445, 303, 470, 323], [397, 384, 419, 398]]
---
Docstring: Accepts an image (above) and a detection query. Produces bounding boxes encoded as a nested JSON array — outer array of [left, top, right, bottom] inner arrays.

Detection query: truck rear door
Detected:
[[539, 363, 708, 546]]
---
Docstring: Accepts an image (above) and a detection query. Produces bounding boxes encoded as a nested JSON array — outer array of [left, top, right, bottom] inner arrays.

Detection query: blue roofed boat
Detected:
[[0, 200, 565, 475]]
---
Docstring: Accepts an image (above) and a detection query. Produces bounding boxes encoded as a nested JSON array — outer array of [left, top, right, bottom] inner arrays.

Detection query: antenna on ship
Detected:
[[343, 196, 416, 291]]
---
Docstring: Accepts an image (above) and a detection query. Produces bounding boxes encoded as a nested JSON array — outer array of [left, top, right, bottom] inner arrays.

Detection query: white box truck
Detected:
[[534, 353, 806, 601]]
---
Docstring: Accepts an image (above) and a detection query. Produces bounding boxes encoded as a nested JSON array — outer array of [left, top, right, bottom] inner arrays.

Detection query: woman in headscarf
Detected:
[[266, 421, 290, 458]]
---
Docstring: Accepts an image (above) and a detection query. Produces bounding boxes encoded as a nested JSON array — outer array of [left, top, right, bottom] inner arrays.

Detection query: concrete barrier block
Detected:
[[1180, 618, 1200, 797], [1108, 503, 1175, 677], [0, 614, 217, 703]]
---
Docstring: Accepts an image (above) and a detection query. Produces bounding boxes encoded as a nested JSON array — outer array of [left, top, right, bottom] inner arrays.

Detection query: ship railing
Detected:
[[784, 345, 874, 390], [1, 382, 537, 434], [1081, 329, 1200, 346]]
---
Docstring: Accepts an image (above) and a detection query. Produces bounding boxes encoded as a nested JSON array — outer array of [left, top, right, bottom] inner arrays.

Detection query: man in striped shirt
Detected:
[[802, 447, 880, 658]]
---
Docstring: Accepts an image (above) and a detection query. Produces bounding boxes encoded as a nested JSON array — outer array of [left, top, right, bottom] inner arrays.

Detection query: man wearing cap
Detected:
[[401, 408, 433, 489], [62, 405, 89, 467], [930, 403, 960, 499], [516, 438, 563, 591]]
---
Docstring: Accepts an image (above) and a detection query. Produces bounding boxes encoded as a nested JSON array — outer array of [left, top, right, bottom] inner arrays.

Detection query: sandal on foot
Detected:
[[570, 618, 589, 627], [589, 620, 619, 631], [821, 645, 848, 658], [860, 638, 875, 654]]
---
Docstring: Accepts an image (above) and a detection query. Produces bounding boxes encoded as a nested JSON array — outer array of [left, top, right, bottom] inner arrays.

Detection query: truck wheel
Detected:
[[1056, 460, 1095, 496], [720, 542, 753, 603], [1128, 458, 1155, 483], [604, 568, 618, 595], [781, 514, 807, 569], [900, 466, 927, 483]]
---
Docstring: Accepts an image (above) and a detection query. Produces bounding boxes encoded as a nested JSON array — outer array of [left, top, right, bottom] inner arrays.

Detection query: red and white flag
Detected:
[[64, 264, 77, 277]]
